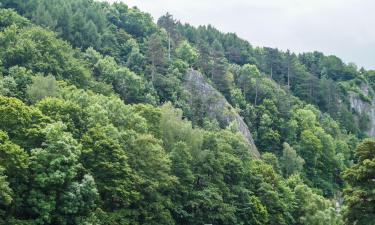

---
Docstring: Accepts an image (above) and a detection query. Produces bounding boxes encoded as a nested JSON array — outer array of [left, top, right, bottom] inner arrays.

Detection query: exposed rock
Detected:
[[184, 69, 260, 158], [349, 90, 375, 136]]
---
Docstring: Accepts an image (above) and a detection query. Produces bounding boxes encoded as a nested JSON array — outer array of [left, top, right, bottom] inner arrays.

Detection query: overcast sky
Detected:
[[111, 0, 375, 69]]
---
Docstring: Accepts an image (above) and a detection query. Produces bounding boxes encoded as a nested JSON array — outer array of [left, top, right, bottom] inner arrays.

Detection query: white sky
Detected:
[[107, 0, 375, 69]]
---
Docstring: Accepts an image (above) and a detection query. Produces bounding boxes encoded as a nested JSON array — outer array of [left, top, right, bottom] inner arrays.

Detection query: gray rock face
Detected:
[[184, 69, 260, 158], [349, 90, 375, 136]]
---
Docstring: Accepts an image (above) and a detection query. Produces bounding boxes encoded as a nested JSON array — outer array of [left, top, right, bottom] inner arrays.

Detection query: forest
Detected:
[[0, 0, 374, 224]]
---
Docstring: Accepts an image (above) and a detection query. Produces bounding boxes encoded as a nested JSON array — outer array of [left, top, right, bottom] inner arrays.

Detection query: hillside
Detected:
[[0, 0, 374, 224]]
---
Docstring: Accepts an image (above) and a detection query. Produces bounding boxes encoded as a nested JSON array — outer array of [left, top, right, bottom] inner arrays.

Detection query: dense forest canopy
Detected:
[[0, 0, 374, 224]]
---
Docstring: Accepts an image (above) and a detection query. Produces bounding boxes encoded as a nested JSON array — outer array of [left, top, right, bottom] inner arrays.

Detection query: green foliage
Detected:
[[0, 96, 49, 149], [81, 125, 136, 211], [0, 75, 17, 97], [248, 160, 294, 225], [0, 131, 28, 221], [28, 122, 99, 224], [126, 134, 175, 225], [147, 32, 168, 82], [293, 184, 342, 225], [0, 167, 12, 207], [84, 47, 154, 104], [160, 102, 202, 151], [0, 8, 29, 31], [36, 97, 86, 138], [0, 24, 91, 87], [176, 40, 199, 66], [26, 74, 59, 103], [262, 152, 281, 174], [343, 139, 375, 225], [110, 2, 157, 39], [6, 66, 33, 100], [280, 142, 304, 177], [0, 2, 368, 224]]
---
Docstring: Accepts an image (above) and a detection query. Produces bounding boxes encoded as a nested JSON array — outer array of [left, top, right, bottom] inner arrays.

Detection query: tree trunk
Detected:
[[168, 33, 171, 61], [288, 63, 290, 89], [254, 78, 259, 106], [151, 60, 156, 84]]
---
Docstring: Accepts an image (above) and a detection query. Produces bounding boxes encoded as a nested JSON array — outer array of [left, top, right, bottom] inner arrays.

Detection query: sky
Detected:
[[109, 0, 375, 69]]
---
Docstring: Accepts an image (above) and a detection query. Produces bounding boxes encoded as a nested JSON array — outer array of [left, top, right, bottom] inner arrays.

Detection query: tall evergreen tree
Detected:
[[343, 139, 375, 225]]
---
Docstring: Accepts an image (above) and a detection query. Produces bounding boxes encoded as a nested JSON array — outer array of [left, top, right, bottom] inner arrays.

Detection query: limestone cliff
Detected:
[[184, 69, 260, 158], [349, 86, 375, 136]]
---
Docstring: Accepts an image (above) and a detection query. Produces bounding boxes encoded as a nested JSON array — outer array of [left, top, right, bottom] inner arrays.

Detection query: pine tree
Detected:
[[343, 139, 375, 225]]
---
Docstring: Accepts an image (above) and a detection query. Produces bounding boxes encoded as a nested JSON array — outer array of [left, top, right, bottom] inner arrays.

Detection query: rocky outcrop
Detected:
[[184, 69, 260, 158], [349, 90, 375, 136]]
